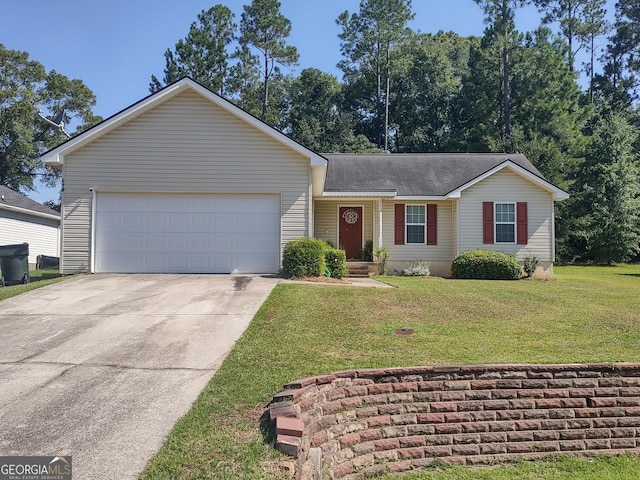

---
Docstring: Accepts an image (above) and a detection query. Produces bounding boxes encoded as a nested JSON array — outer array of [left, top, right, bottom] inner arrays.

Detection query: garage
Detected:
[[94, 192, 281, 274]]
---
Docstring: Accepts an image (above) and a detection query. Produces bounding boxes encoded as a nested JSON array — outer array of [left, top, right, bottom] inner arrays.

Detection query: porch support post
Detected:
[[377, 199, 383, 249]]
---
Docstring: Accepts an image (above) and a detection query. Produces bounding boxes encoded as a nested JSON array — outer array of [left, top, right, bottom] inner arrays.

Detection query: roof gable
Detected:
[[323, 153, 568, 200], [447, 160, 569, 200], [0, 185, 60, 220], [40, 77, 327, 169]]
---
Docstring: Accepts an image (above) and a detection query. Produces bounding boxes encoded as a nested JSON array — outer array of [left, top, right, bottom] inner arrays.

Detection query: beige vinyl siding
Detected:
[[0, 211, 60, 266], [457, 169, 554, 261], [62, 90, 310, 273], [382, 200, 454, 262], [60, 190, 91, 273], [314, 200, 374, 248]]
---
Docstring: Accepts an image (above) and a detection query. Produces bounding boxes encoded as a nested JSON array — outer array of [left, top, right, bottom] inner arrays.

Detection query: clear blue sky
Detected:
[[4, 0, 613, 203]]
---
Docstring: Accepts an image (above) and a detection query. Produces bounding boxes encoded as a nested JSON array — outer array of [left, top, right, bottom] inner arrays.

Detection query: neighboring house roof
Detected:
[[323, 153, 568, 200], [0, 185, 60, 220]]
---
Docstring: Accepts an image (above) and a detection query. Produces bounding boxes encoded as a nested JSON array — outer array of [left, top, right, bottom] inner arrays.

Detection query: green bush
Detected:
[[281, 238, 327, 278], [451, 250, 523, 280], [281, 238, 349, 279], [361, 240, 373, 262], [374, 246, 390, 275], [324, 248, 348, 279]]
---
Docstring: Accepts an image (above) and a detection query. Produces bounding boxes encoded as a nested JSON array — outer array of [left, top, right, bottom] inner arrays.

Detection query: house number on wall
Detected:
[[342, 208, 359, 225]]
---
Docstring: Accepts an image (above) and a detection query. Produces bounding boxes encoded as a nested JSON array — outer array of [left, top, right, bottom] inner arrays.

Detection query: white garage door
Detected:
[[95, 193, 281, 273]]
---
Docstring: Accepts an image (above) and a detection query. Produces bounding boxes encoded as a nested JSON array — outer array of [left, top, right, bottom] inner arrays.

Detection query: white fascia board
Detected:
[[446, 160, 569, 201], [311, 164, 327, 197], [41, 78, 327, 169], [0, 203, 60, 221], [394, 195, 448, 201], [322, 191, 397, 198], [45, 153, 64, 167]]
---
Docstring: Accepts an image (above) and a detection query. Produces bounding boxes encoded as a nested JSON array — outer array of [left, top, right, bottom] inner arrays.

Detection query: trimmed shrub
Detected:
[[451, 250, 523, 280], [281, 238, 327, 278], [325, 248, 348, 279], [403, 260, 431, 276]]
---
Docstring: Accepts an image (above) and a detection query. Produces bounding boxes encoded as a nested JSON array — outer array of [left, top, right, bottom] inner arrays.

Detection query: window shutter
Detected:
[[483, 202, 494, 244], [517, 202, 528, 244], [394, 204, 405, 245], [426, 204, 437, 245]]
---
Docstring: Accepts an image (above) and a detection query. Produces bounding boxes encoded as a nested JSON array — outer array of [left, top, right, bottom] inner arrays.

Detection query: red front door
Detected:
[[339, 206, 363, 260]]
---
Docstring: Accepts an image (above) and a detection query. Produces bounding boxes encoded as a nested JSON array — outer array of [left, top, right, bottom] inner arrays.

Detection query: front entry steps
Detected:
[[346, 262, 375, 278]]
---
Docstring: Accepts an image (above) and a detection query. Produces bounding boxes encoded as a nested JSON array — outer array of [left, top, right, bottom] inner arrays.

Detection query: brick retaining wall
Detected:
[[264, 364, 640, 479]]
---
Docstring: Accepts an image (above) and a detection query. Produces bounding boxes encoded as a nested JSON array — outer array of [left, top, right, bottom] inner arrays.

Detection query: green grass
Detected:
[[373, 455, 640, 479], [140, 265, 640, 479], [0, 269, 66, 301]]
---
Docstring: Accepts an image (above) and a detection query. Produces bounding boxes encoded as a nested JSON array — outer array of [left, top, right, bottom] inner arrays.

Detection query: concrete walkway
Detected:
[[0, 274, 277, 480]]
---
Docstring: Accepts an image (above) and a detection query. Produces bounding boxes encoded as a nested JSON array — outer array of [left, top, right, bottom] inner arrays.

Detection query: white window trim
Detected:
[[495, 202, 516, 244], [405, 204, 426, 244]]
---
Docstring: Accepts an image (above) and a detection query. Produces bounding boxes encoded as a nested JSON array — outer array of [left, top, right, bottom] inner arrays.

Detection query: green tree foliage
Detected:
[[149, 5, 236, 94], [534, 0, 608, 72], [453, 20, 587, 187], [568, 111, 640, 264], [239, 0, 298, 121], [582, 0, 610, 102], [510, 27, 588, 186], [595, 0, 640, 105], [0, 44, 99, 191], [337, 0, 414, 150], [282, 68, 377, 153], [391, 32, 473, 152], [472, 0, 530, 149], [226, 44, 261, 112]]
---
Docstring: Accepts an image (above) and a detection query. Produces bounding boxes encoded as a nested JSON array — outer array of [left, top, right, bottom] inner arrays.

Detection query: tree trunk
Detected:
[[261, 54, 269, 121], [384, 42, 391, 152], [503, 45, 512, 148]]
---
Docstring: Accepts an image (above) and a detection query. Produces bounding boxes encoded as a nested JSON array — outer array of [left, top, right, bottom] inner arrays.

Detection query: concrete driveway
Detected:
[[0, 274, 278, 479]]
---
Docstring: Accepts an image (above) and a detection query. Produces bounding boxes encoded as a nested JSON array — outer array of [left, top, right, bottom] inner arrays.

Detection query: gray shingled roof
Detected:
[[322, 153, 545, 196], [0, 185, 60, 217]]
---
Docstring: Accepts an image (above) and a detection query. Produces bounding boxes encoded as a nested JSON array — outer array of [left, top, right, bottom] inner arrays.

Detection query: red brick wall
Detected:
[[264, 364, 640, 479]]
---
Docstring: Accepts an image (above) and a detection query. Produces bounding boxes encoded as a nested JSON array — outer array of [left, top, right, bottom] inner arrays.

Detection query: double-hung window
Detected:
[[495, 203, 515, 243], [406, 205, 425, 244]]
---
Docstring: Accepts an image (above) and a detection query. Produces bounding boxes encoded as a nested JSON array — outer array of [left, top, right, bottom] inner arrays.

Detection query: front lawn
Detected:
[[0, 269, 65, 301], [141, 265, 640, 480]]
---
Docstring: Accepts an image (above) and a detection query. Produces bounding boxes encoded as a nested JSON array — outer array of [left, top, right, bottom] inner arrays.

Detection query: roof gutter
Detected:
[[322, 191, 397, 198], [0, 203, 61, 221]]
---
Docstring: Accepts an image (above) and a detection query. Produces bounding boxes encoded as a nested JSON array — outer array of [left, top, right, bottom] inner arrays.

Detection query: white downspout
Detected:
[[90, 189, 96, 273], [378, 199, 383, 249]]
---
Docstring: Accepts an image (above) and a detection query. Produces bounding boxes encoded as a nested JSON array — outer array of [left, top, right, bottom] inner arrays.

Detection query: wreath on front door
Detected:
[[342, 208, 359, 225]]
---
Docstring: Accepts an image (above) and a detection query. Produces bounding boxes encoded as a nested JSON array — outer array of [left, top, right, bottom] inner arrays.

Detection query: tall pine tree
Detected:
[[337, 0, 414, 150], [570, 111, 640, 264], [149, 5, 236, 94]]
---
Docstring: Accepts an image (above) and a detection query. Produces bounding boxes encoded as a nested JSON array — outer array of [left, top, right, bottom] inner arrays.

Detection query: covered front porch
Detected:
[[312, 196, 456, 277], [313, 197, 386, 261]]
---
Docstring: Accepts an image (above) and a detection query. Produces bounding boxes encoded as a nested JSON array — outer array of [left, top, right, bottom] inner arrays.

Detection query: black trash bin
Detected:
[[0, 243, 30, 286]]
